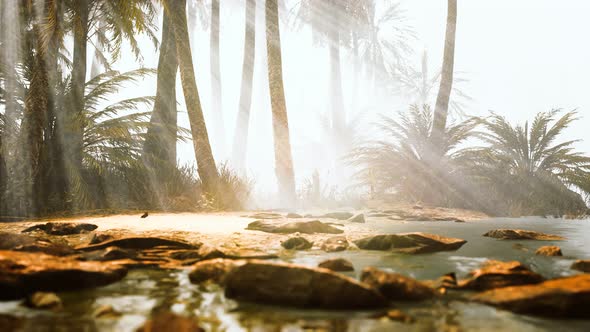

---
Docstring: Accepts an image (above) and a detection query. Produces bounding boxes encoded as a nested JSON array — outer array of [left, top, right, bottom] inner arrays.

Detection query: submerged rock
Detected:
[[246, 220, 343, 234], [189, 259, 243, 285], [571, 260, 590, 273], [458, 260, 544, 291], [24, 292, 62, 310], [0, 250, 127, 300], [76, 237, 199, 251], [472, 274, 590, 318], [281, 236, 313, 250], [348, 214, 365, 223], [319, 212, 354, 220], [0, 232, 74, 256], [318, 258, 354, 272], [136, 311, 204, 332], [535, 245, 563, 256], [224, 261, 387, 309], [361, 267, 435, 301], [22, 222, 98, 235], [354, 233, 467, 254], [321, 236, 349, 252], [483, 229, 565, 240]]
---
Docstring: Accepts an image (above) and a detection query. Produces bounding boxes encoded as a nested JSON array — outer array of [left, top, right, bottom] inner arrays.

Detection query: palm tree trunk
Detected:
[[231, 0, 256, 169], [210, 0, 226, 158], [266, 0, 295, 204], [90, 19, 106, 79], [430, 0, 457, 146], [329, 27, 345, 142], [144, 9, 178, 166], [167, 0, 221, 198]]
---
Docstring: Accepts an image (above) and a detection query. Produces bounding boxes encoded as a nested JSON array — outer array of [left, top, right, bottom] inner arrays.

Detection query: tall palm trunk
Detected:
[[232, 0, 256, 169], [210, 0, 226, 157], [90, 19, 106, 79], [144, 9, 178, 167], [430, 0, 457, 147], [266, 0, 295, 204], [328, 27, 345, 143], [167, 0, 221, 198]]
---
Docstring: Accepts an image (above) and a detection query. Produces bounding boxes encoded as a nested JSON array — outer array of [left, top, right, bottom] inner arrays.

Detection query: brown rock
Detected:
[[0, 251, 127, 300], [136, 311, 203, 332], [318, 258, 354, 272], [225, 261, 387, 309], [458, 260, 544, 291], [22, 222, 98, 235], [24, 292, 62, 310], [89, 233, 115, 245], [0, 232, 74, 256], [281, 236, 313, 250], [246, 220, 343, 234], [197, 245, 226, 260], [354, 233, 467, 254], [77, 237, 199, 251], [472, 274, 590, 318], [571, 260, 590, 273], [535, 246, 563, 256], [188, 258, 243, 285], [384, 309, 414, 323], [360, 267, 435, 301], [483, 229, 565, 240], [93, 304, 122, 319], [321, 236, 349, 252], [80, 246, 137, 262]]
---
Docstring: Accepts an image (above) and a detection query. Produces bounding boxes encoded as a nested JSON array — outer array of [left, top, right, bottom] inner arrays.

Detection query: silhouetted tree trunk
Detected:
[[168, 0, 221, 199], [144, 9, 178, 167], [90, 18, 106, 79], [210, 0, 225, 157], [329, 26, 345, 144], [430, 0, 457, 147], [232, 0, 256, 169], [266, 0, 295, 204]]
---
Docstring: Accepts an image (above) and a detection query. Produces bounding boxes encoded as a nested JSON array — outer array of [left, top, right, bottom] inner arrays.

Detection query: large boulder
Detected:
[[246, 220, 343, 234], [0, 250, 127, 300], [360, 267, 435, 301], [76, 237, 199, 251], [22, 222, 97, 235], [281, 237, 313, 250], [458, 260, 544, 291], [0, 232, 74, 256], [321, 236, 349, 252], [535, 246, 563, 256], [571, 260, 590, 273], [483, 229, 565, 240], [472, 274, 590, 318], [224, 261, 387, 309], [188, 259, 243, 285], [354, 233, 467, 254]]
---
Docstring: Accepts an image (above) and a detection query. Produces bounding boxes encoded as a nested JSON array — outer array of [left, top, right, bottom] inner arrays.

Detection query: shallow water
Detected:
[[1, 217, 590, 331]]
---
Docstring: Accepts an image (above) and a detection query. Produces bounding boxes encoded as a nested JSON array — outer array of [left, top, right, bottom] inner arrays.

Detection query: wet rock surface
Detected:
[[246, 220, 343, 234], [76, 237, 200, 251], [458, 260, 544, 291], [224, 261, 388, 309], [24, 292, 62, 310], [22, 222, 98, 235], [535, 245, 563, 256], [0, 232, 74, 256], [321, 236, 349, 252], [361, 267, 436, 301], [136, 311, 204, 332], [571, 260, 590, 272], [0, 250, 127, 300], [483, 229, 565, 240], [318, 258, 354, 272], [189, 258, 243, 285], [472, 274, 590, 318], [281, 236, 313, 250], [354, 232, 467, 254]]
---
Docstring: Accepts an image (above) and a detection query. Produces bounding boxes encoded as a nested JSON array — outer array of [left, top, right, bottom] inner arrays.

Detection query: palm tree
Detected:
[[231, 0, 256, 169], [266, 0, 296, 204], [209, 0, 226, 157], [166, 0, 222, 201], [430, 0, 457, 148]]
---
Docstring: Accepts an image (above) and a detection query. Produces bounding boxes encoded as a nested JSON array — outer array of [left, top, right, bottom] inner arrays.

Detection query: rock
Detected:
[[483, 229, 565, 240], [189, 259, 243, 285], [246, 220, 343, 234], [80, 246, 137, 262], [318, 258, 354, 272], [24, 292, 62, 310], [286, 213, 303, 218], [0, 250, 127, 300], [425, 272, 458, 294], [22, 222, 98, 235], [535, 246, 563, 256], [136, 311, 204, 332], [354, 233, 467, 254], [93, 304, 122, 319], [360, 267, 435, 301], [472, 274, 590, 318], [224, 261, 387, 309], [458, 260, 544, 291], [244, 212, 282, 219], [321, 236, 349, 252], [76, 237, 199, 251], [384, 309, 414, 323], [170, 250, 201, 261], [89, 233, 115, 245], [571, 260, 590, 273], [281, 237, 313, 250], [320, 212, 354, 220], [197, 245, 226, 260], [348, 214, 365, 223], [0, 232, 74, 256]]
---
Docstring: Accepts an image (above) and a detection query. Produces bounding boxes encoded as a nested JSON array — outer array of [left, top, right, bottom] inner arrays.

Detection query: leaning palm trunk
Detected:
[[232, 0, 256, 169], [266, 0, 296, 204], [210, 0, 226, 157], [167, 0, 222, 200], [430, 0, 457, 148], [328, 26, 345, 149]]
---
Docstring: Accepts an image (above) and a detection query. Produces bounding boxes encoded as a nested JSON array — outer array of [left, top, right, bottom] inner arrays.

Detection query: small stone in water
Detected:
[[24, 292, 62, 310], [318, 258, 354, 272], [281, 237, 313, 250], [535, 245, 562, 256], [93, 305, 122, 319]]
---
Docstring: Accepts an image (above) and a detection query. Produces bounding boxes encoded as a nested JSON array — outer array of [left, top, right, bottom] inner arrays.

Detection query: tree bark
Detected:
[[167, 0, 221, 198], [430, 0, 457, 147], [265, 0, 295, 204], [231, 0, 256, 169], [210, 0, 226, 158]]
